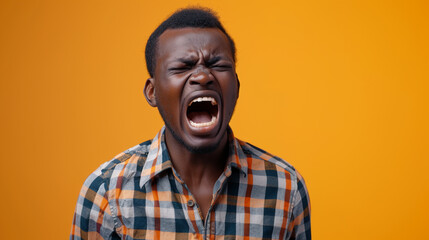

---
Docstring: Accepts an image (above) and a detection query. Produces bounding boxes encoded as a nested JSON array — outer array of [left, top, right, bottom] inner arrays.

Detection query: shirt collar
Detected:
[[139, 126, 249, 188], [226, 128, 249, 177]]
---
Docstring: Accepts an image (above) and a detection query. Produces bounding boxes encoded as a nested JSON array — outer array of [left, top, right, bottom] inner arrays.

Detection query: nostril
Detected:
[[190, 79, 213, 85], [190, 80, 199, 85]]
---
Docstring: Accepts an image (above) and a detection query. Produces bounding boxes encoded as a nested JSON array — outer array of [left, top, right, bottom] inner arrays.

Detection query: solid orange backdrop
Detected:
[[0, 0, 428, 239]]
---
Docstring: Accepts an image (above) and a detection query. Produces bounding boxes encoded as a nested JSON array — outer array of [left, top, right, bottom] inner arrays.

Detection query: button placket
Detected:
[[174, 173, 204, 237], [210, 222, 216, 236]]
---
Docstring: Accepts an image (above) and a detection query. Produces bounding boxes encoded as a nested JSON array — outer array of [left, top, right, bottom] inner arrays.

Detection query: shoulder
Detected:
[[82, 140, 152, 191], [238, 139, 298, 178], [238, 139, 311, 210], [236, 139, 309, 196]]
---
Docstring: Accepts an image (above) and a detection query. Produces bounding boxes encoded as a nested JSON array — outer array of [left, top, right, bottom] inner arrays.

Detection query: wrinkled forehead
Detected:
[[156, 27, 234, 63]]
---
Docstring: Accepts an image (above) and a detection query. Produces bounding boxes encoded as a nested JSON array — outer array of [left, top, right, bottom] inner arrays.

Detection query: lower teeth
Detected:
[[190, 116, 216, 128]]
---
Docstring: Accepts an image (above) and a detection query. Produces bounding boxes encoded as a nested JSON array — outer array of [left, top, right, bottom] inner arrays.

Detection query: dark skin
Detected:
[[144, 28, 239, 219]]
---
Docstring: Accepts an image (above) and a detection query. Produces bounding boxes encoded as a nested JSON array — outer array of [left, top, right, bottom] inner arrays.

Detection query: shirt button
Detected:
[[187, 199, 195, 207]]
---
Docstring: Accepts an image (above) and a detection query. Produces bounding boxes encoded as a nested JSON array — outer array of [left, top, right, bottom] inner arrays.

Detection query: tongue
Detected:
[[188, 111, 212, 123]]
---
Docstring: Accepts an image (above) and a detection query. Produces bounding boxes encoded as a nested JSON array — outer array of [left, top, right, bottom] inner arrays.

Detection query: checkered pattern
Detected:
[[71, 127, 311, 239]]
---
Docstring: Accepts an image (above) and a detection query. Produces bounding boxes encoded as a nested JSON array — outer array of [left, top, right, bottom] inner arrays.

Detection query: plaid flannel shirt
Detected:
[[71, 127, 311, 239]]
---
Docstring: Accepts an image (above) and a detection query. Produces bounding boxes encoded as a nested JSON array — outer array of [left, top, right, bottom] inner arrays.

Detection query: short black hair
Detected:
[[145, 7, 236, 78]]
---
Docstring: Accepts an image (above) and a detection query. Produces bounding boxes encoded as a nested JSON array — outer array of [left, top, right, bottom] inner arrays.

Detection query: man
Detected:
[[71, 7, 311, 240]]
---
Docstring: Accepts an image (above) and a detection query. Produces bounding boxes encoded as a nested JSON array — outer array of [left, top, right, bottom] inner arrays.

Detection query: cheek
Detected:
[[216, 71, 237, 88], [155, 81, 184, 122], [220, 81, 239, 110], [156, 79, 181, 101]]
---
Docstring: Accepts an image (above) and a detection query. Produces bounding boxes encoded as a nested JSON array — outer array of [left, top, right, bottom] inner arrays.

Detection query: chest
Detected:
[[110, 172, 292, 239]]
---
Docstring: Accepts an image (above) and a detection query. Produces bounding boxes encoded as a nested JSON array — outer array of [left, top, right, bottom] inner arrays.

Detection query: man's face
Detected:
[[147, 27, 239, 153]]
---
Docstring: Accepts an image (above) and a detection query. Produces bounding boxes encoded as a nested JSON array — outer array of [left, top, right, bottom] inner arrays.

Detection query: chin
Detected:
[[170, 124, 226, 154], [185, 143, 220, 154]]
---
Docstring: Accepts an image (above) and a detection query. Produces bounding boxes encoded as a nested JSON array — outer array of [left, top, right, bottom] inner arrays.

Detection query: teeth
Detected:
[[189, 97, 217, 106], [189, 116, 217, 128]]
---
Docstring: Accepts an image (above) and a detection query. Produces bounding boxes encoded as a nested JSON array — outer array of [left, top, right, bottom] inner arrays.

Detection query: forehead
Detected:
[[156, 27, 233, 62]]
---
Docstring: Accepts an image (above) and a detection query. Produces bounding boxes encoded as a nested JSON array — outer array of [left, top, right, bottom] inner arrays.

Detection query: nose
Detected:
[[189, 67, 214, 86]]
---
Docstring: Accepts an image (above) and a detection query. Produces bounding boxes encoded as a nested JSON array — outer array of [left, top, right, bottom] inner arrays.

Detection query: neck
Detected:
[[164, 129, 229, 185]]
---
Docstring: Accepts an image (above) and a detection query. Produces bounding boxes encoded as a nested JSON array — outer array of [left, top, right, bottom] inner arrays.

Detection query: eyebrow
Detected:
[[173, 55, 226, 66], [175, 57, 198, 66], [206, 56, 222, 65]]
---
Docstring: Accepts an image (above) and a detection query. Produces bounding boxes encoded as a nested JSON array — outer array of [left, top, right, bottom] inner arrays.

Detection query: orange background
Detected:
[[1, 0, 428, 239]]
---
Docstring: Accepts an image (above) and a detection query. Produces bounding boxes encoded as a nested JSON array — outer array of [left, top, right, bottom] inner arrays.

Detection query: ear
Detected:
[[144, 78, 157, 107], [236, 73, 240, 99]]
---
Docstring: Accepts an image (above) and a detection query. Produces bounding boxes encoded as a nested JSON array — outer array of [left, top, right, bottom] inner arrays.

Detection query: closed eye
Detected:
[[206, 56, 233, 71], [168, 58, 197, 74], [211, 64, 233, 71], [168, 66, 192, 74], [168, 67, 191, 71]]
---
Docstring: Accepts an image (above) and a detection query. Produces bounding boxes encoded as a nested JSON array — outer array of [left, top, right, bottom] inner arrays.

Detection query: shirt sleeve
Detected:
[[70, 166, 117, 240], [287, 171, 311, 240]]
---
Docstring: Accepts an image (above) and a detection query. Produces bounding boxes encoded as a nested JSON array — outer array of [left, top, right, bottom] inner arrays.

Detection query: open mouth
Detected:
[[186, 97, 219, 128]]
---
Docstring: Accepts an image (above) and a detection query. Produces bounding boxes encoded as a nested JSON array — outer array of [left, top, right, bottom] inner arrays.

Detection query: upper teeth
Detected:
[[189, 97, 217, 106]]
